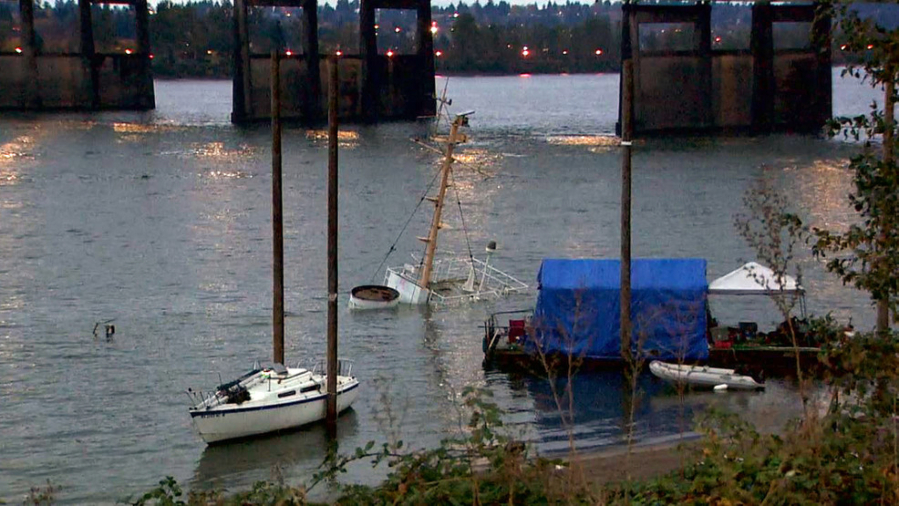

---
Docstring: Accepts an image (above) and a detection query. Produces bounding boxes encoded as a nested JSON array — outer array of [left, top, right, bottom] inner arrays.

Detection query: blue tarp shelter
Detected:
[[526, 258, 709, 361]]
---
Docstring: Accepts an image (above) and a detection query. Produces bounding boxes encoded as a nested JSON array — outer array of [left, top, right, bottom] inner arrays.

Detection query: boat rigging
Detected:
[[349, 111, 527, 309]]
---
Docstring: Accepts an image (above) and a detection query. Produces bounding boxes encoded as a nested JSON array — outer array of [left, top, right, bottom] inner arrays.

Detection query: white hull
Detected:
[[649, 361, 764, 391], [348, 295, 400, 310], [189, 366, 360, 444], [386, 270, 430, 304], [348, 285, 400, 310]]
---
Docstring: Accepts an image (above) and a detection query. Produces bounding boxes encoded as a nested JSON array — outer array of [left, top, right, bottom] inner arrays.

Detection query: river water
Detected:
[[0, 70, 884, 503]]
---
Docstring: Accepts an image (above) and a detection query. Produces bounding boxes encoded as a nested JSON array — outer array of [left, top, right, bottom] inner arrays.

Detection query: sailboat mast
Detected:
[[419, 115, 463, 289]]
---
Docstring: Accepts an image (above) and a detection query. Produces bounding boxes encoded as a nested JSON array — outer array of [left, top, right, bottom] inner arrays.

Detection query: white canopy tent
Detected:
[[708, 262, 805, 317], [708, 262, 803, 295]]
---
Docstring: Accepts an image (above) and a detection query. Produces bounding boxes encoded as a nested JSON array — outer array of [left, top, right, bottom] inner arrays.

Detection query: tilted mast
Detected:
[[418, 114, 467, 289]]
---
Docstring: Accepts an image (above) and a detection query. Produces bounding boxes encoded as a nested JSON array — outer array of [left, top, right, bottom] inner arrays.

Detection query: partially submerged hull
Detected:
[[649, 360, 764, 390], [386, 256, 527, 307], [189, 365, 360, 444], [386, 269, 430, 304]]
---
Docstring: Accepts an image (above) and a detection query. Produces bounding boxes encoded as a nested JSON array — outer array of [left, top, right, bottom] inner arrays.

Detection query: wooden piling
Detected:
[[620, 60, 634, 364], [326, 57, 339, 428], [271, 50, 285, 366]]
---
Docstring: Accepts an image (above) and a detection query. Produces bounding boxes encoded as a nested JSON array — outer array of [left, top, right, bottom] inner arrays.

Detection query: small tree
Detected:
[[815, 2, 899, 334], [735, 174, 808, 402]]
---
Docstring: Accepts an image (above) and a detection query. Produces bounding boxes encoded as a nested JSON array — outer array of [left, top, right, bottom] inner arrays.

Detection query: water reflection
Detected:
[[512, 370, 673, 454], [546, 134, 620, 154], [453, 147, 502, 168], [647, 379, 807, 435], [113, 122, 160, 134], [189, 142, 257, 160], [0, 136, 35, 186], [790, 158, 853, 230], [306, 129, 360, 149], [203, 170, 252, 180], [192, 410, 360, 490]]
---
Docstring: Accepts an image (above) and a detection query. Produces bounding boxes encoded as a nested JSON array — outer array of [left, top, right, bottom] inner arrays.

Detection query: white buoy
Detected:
[[713, 384, 728, 392]]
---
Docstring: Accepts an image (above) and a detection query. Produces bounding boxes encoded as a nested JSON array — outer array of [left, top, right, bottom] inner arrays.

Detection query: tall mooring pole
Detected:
[[271, 50, 285, 366], [620, 60, 634, 363], [326, 57, 339, 429]]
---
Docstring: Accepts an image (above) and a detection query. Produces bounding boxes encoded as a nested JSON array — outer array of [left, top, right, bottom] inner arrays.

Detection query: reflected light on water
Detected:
[[0, 173, 19, 186], [0, 297, 23, 312], [305, 129, 360, 148], [452, 147, 500, 169], [113, 122, 157, 134], [0, 136, 35, 186], [112, 122, 185, 134], [546, 134, 620, 153], [203, 170, 251, 180], [191, 142, 257, 160], [790, 159, 853, 230]]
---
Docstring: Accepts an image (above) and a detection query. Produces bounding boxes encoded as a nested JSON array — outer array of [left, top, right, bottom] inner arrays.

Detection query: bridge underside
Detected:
[[0, 0, 154, 111], [620, 2, 831, 135], [231, 0, 436, 124]]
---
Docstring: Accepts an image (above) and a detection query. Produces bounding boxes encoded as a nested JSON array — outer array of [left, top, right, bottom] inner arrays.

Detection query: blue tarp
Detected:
[[525, 258, 709, 361]]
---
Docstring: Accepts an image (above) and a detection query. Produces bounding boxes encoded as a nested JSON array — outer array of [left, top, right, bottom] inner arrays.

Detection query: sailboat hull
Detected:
[[190, 380, 360, 444]]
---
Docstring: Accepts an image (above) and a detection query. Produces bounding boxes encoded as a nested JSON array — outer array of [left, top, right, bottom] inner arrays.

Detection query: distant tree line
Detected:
[[0, 0, 884, 78]]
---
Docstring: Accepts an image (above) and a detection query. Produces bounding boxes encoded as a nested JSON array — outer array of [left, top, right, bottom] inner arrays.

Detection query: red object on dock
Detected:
[[508, 319, 525, 343]]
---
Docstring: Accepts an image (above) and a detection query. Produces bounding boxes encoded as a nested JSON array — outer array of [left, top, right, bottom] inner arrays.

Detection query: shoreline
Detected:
[[153, 63, 855, 82], [562, 433, 702, 485]]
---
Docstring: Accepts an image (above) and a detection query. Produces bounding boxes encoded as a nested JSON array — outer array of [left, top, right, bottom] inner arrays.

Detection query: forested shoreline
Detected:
[[0, 1, 889, 78]]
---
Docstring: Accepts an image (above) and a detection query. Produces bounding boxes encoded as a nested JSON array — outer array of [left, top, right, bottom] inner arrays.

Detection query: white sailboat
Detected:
[[188, 61, 358, 444], [351, 112, 527, 309], [187, 361, 359, 444]]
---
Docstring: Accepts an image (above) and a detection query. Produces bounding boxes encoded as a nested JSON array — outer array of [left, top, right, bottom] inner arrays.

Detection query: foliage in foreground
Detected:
[[616, 330, 899, 505], [132, 476, 308, 506], [125, 327, 899, 506]]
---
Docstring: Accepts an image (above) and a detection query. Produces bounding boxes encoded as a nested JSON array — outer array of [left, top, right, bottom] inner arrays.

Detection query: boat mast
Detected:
[[419, 114, 465, 289]]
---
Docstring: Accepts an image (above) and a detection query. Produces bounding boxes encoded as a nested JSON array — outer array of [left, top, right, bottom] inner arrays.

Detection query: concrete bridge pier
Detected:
[[0, 0, 154, 111], [18, 0, 41, 108], [231, 0, 435, 123], [78, 0, 99, 108], [359, 0, 436, 123], [231, 0, 323, 123], [619, 1, 831, 135]]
